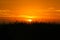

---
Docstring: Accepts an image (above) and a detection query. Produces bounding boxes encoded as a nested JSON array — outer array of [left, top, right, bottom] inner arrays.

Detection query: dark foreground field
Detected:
[[0, 22, 60, 40]]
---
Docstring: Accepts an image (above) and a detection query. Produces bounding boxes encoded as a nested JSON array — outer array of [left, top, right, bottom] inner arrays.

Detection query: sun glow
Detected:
[[27, 19, 32, 22], [16, 15, 37, 23], [18, 15, 37, 18]]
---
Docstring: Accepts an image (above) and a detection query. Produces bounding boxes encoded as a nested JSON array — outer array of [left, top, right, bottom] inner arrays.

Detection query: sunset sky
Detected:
[[0, 0, 60, 23]]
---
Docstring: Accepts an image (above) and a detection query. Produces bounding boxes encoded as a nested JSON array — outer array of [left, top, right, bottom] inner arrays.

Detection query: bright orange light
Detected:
[[27, 19, 32, 22]]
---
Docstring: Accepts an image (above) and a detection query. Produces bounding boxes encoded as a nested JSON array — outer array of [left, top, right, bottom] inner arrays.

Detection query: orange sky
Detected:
[[0, 0, 60, 23]]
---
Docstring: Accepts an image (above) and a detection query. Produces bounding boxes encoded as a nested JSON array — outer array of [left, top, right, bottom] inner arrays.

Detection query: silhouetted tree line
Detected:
[[0, 22, 60, 27], [0, 22, 60, 40]]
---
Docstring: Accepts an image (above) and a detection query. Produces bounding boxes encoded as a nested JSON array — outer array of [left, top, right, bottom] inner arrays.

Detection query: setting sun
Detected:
[[27, 19, 32, 22]]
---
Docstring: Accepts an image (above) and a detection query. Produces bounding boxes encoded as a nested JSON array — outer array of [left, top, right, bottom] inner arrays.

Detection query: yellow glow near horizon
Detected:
[[27, 19, 32, 22], [17, 15, 37, 19]]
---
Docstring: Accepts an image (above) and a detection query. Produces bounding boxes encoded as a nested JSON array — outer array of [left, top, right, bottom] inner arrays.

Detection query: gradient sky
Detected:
[[0, 0, 60, 23]]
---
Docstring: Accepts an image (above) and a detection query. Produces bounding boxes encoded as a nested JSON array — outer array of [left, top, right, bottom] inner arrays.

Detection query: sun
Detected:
[[17, 15, 38, 23], [27, 19, 32, 22]]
